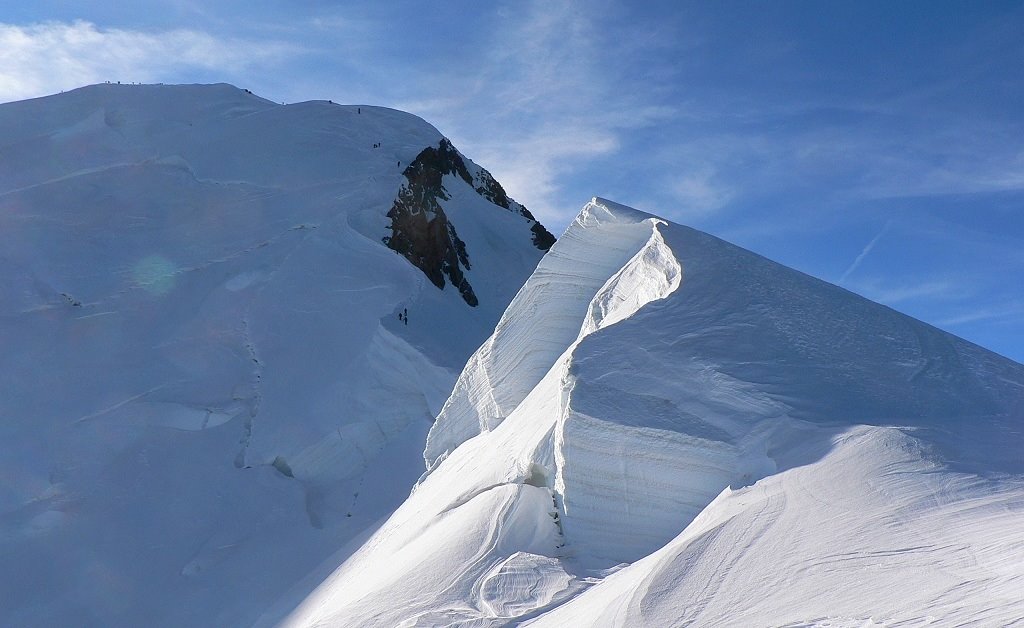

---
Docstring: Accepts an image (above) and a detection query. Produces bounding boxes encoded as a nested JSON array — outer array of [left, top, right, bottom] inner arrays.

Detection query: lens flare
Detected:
[[131, 255, 177, 295]]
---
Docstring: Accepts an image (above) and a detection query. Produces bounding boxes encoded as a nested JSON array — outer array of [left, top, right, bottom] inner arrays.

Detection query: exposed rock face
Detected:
[[471, 164, 557, 251], [383, 138, 555, 306]]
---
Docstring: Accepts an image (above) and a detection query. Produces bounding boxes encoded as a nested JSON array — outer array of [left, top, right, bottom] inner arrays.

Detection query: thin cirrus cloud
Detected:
[[392, 1, 678, 229], [938, 302, 1024, 328], [848, 278, 959, 307], [0, 20, 297, 104], [468, 124, 620, 225], [668, 168, 735, 220]]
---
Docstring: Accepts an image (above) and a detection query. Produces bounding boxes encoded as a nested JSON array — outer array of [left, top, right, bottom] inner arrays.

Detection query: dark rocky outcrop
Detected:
[[382, 139, 478, 306], [383, 138, 555, 307], [470, 166, 556, 251]]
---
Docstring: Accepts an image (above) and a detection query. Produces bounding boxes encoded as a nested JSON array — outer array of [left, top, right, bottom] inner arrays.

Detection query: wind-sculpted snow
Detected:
[[424, 199, 662, 466], [282, 197, 1024, 626], [0, 83, 549, 626], [527, 423, 1024, 627]]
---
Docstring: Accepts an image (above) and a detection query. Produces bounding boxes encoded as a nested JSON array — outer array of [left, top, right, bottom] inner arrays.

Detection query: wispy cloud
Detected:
[[392, 1, 679, 227], [0, 20, 298, 104], [668, 167, 735, 219], [938, 302, 1024, 327], [838, 221, 891, 284], [849, 278, 958, 306], [470, 124, 620, 224]]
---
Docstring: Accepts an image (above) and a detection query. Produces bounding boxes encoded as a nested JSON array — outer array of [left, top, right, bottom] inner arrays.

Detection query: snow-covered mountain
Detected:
[[279, 198, 1024, 627], [0, 83, 552, 627], [5, 84, 1021, 627]]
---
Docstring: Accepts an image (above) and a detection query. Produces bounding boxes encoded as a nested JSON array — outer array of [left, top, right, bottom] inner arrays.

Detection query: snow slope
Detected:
[[0, 84, 550, 627], [282, 198, 1024, 627]]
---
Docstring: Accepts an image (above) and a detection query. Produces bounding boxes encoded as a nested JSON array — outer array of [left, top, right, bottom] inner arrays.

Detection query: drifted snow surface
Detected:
[[282, 198, 1024, 627], [0, 84, 547, 627]]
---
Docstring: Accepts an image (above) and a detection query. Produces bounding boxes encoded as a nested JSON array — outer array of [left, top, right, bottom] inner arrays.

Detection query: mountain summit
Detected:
[[279, 198, 1024, 627], [4, 84, 1021, 627], [0, 83, 551, 626]]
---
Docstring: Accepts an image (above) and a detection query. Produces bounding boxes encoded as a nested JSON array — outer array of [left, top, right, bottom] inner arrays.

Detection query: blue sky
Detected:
[[2, 1, 1022, 362]]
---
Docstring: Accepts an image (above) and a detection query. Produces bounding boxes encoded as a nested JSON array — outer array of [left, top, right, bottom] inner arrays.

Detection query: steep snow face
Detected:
[[424, 199, 662, 466], [528, 423, 1024, 627], [282, 197, 1024, 627], [0, 84, 549, 627]]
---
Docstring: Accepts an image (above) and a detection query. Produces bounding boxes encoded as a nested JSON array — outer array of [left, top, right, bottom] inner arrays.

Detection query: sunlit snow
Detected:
[[2, 83, 1021, 628], [0, 83, 547, 626], [281, 198, 1024, 627]]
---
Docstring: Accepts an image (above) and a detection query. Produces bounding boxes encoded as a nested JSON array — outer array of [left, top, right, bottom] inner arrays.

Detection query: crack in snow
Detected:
[[73, 381, 185, 424]]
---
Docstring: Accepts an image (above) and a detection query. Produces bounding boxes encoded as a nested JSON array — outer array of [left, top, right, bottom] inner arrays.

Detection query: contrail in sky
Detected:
[[839, 221, 892, 284]]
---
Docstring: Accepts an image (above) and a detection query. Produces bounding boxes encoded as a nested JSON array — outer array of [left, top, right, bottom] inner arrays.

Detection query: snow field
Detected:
[[0, 83, 547, 626], [528, 422, 1024, 627], [284, 197, 1024, 626]]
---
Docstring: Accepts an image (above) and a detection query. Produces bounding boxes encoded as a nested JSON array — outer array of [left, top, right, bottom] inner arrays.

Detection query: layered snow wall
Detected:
[[424, 199, 665, 465], [282, 197, 1024, 627]]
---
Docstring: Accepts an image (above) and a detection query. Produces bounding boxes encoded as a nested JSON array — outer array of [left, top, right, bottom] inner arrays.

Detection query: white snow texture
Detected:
[[283, 198, 1024, 627], [2, 84, 1022, 628], [0, 83, 547, 627]]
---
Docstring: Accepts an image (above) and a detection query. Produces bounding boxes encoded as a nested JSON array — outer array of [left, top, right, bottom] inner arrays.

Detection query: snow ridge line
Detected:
[[537, 218, 687, 554], [551, 363, 575, 544], [578, 218, 681, 339], [424, 204, 677, 469]]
